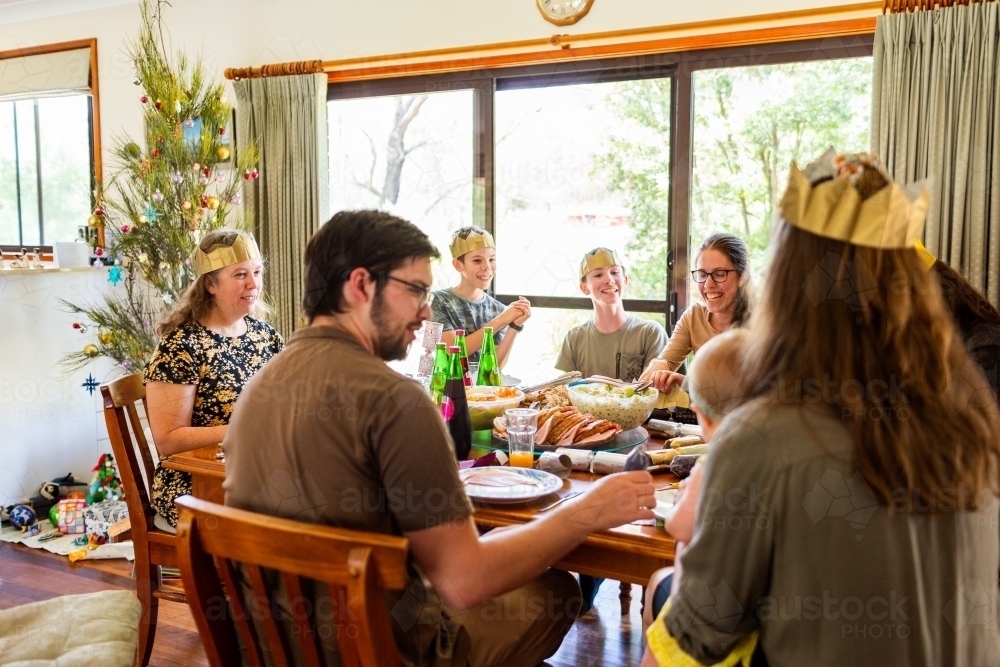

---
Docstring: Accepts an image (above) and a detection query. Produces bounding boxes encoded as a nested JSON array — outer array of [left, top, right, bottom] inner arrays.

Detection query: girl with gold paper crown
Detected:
[[144, 230, 283, 530], [641, 151, 1000, 666], [431, 226, 529, 366]]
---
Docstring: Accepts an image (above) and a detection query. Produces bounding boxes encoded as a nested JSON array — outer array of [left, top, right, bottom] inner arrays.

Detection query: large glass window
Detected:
[[328, 90, 474, 290], [326, 38, 875, 385], [0, 94, 93, 245], [689, 57, 874, 301]]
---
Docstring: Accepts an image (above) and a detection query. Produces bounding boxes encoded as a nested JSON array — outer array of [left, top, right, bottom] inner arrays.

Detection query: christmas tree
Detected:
[[61, 0, 258, 374]]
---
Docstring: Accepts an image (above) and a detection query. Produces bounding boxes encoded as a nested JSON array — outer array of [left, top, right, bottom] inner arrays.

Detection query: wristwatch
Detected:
[[508, 322, 524, 332]]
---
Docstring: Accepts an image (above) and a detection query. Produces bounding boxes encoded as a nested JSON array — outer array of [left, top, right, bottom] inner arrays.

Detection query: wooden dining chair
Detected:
[[175, 495, 409, 667], [101, 373, 185, 667]]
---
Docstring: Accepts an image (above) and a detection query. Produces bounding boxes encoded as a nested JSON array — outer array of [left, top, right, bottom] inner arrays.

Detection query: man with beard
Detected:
[[223, 210, 656, 667]]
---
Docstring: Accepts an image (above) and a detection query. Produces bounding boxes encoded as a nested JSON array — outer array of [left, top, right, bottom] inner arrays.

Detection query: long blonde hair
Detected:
[[744, 222, 1000, 512], [156, 230, 271, 337]]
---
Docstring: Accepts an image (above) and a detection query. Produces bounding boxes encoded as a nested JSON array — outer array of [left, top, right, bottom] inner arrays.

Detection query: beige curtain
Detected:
[[872, 2, 1000, 305], [234, 73, 329, 337]]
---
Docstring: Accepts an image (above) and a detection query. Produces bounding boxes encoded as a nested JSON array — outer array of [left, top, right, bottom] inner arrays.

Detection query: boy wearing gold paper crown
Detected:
[[431, 226, 530, 366], [556, 248, 668, 381], [556, 247, 667, 613]]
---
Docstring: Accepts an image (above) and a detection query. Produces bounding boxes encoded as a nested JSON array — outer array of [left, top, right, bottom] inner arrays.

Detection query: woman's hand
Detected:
[[647, 370, 685, 393]]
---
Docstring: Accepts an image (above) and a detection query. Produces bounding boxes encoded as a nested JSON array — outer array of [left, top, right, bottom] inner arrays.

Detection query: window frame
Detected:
[[0, 39, 102, 247], [327, 35, 874, 330]]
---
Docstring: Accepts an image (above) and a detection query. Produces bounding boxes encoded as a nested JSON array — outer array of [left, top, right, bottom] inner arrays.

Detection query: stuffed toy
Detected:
[[86, 453, 124, 504]]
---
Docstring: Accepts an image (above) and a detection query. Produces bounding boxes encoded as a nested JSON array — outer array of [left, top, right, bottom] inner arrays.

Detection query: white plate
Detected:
[[459, 467, 563, 504], [651, 488, 676, 522]]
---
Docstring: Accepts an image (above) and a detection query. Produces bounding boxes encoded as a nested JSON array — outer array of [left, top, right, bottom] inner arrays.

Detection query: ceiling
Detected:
[[0, 0, 137, 25]]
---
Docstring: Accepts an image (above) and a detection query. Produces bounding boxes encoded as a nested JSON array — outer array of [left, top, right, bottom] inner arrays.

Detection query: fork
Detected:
[[585, 375, 654, 393]]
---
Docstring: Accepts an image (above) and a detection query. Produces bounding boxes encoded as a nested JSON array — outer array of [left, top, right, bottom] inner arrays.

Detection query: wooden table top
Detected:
[[163, 436, 677, 570]]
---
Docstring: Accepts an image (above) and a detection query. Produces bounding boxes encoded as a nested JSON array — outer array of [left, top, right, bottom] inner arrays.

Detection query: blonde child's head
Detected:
[[685, 329, 751, 441]]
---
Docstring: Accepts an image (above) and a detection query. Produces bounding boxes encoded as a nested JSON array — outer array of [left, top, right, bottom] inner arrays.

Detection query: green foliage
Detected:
[[594, 58, 873, 293], [60, 0, 257, 375]]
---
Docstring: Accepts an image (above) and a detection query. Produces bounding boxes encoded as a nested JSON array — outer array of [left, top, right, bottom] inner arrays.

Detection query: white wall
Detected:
[[0, 0, 866, 502]]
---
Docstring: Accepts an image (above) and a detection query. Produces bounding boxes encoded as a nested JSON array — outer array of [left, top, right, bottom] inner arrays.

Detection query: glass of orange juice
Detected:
[[505, 408, 538, 468]]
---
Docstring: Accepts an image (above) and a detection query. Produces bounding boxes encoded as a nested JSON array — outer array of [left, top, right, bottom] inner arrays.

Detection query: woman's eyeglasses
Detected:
[[382, 273, 434, 308], [691, 269, 738, 284]]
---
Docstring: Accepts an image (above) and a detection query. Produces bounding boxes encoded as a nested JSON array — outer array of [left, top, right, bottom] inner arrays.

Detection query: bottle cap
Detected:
[[448, 346, 460, 353], [455, 329, 466, 335], [436, 342, 447, 348]]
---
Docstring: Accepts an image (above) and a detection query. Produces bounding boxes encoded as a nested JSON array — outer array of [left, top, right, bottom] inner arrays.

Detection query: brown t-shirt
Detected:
[[224, 325, 472, 532], [223, 326, 474, 666]]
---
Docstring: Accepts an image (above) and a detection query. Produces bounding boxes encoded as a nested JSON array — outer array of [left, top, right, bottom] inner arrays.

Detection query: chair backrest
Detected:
[[175, 496, 409, 667], [101, 374, 157, 538]]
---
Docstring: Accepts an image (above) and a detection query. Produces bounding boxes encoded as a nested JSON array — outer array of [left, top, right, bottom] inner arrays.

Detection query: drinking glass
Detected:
[[505, 408, 539, 468], [468, 362, 480, 385]]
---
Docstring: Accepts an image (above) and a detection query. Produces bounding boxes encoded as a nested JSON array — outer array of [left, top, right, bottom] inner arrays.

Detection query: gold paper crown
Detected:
[[192, 234, 261, 277], [449, 228, 495, 259], [580, 247, 624, 280], [778, 149, 930, 249], [914, 239, 937, 271]]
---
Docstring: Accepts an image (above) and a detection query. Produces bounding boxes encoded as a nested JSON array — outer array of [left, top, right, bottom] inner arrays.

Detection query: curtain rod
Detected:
[[225, 60, 324, 81], [884, 0, 995, 13]]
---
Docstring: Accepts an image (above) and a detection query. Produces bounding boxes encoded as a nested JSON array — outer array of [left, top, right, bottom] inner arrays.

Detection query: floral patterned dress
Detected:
[[143, 317, 283, 526]]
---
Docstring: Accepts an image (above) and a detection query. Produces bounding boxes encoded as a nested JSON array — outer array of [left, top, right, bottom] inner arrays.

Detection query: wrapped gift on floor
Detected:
[[84, 500, 129, 543], [56, 499, 87, 534]]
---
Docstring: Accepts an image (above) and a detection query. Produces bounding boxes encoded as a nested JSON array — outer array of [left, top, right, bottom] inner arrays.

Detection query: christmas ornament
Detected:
[[154, 99, 162, 109], [98, 330, 113, 344], [218, 127, 225, 135], [192, 163, 201, 171], [83, 343, 99, 358], [94, 208, 104, 217], [107, 265, 123, 286], [72, 322, 82, 330], [151, 149, 160, 158], [203, 167, 211, 176], [133, 77, 141, 86], [157, 136, 164, 144], [198, 175, 209, 185], [92, 258, 103, 269], [216, 146, 231, 161], [140, 95, 148, 104], [170, 171, 183, 185], [94, 248, 104, 257], [120, 225, 130, 233], [207, 196, 220, 210], [200, 195, 208, 208], [230, 194, 242, 205], [82, 374, 99, 395], [87, 214, 101, 227], [143, 203, 160, 223], [152, 189, 164, 203], [49, 504, 59, 527], [182, 201, 192, 210]]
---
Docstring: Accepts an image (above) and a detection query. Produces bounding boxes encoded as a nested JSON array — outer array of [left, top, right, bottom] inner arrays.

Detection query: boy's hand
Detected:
[[512, 297, 531, 325], [500, 301, 526, 325]]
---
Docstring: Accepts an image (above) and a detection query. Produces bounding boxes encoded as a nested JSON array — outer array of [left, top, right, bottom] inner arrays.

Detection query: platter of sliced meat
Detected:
[[490, 406, 649, 452]]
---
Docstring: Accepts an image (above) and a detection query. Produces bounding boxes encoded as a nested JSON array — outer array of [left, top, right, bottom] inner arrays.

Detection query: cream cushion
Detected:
[[0, 590, 140, 666]]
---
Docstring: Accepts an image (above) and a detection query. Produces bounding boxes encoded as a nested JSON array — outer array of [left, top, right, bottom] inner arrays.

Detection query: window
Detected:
[[0, 42, 99, 246], [327, 37, 874, 385], [0, 95, 93, 245]]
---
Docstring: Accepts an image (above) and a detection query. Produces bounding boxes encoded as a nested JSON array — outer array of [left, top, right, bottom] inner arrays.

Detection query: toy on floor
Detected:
[[9, 504, 36, 531], [86, 453, 124, 504], [57, 499, 87, 535]]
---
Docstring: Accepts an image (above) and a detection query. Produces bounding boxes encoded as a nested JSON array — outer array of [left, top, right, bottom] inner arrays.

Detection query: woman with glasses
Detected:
[[431, 226, 530, 368], [641, 233, 752, 393]]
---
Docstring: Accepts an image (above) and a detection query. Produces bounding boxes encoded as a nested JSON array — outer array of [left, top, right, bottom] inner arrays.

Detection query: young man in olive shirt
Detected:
[[223, 210, 656, 667]]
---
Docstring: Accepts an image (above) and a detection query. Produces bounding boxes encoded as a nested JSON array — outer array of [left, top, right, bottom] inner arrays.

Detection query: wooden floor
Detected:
[[0, 541, 645, 666]]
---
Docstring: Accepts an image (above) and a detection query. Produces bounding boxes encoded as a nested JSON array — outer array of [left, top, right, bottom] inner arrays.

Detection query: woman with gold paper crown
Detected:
[[641, 152, 1000, 667], [144, 230, 283, 530], [431, 226, 530, 366]]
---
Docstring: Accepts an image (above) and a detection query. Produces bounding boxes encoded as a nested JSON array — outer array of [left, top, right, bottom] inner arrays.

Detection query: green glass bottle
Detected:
[[454, 329, 472, 387], [429, 342, 449, 404], [476, 327, 501, 386]]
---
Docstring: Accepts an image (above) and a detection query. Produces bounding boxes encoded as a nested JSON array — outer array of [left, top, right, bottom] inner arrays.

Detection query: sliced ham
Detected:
[[534, 417, 554, 445], [557, 420, 587, 446], [575, 428, 620, 445]]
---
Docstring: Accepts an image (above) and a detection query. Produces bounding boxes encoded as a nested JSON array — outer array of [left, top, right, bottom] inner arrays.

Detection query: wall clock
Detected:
[[536, 0, 595, 26]]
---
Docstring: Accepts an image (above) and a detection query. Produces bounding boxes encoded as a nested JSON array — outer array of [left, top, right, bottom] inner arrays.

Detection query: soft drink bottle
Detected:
[[476, 326, 502, 386], [441, 345, 473, 460], [429, 342, 449, 404], [454, 329, 472, 387]]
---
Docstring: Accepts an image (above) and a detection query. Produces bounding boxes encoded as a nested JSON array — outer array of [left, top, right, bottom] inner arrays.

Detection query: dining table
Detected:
[[162, 432, 677, 614]]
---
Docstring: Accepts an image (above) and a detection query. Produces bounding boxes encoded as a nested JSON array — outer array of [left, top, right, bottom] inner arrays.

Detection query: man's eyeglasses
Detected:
[[691, 269, 738, 284], [381, 273, 434, 309]]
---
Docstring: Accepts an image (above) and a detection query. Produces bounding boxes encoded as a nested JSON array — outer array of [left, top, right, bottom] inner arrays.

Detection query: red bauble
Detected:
[[94, 208, 104, 217], [200, 195, 208, 207], [157, 136, 164, 143], [218, 128, 225, 135], [72, 322, 81, 330], [151, 149, 160, 158], [251, 169, 259, 179], [243, 171, 251, 180], [154, 100, 162, 109], [140, 96, 148, 104]]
